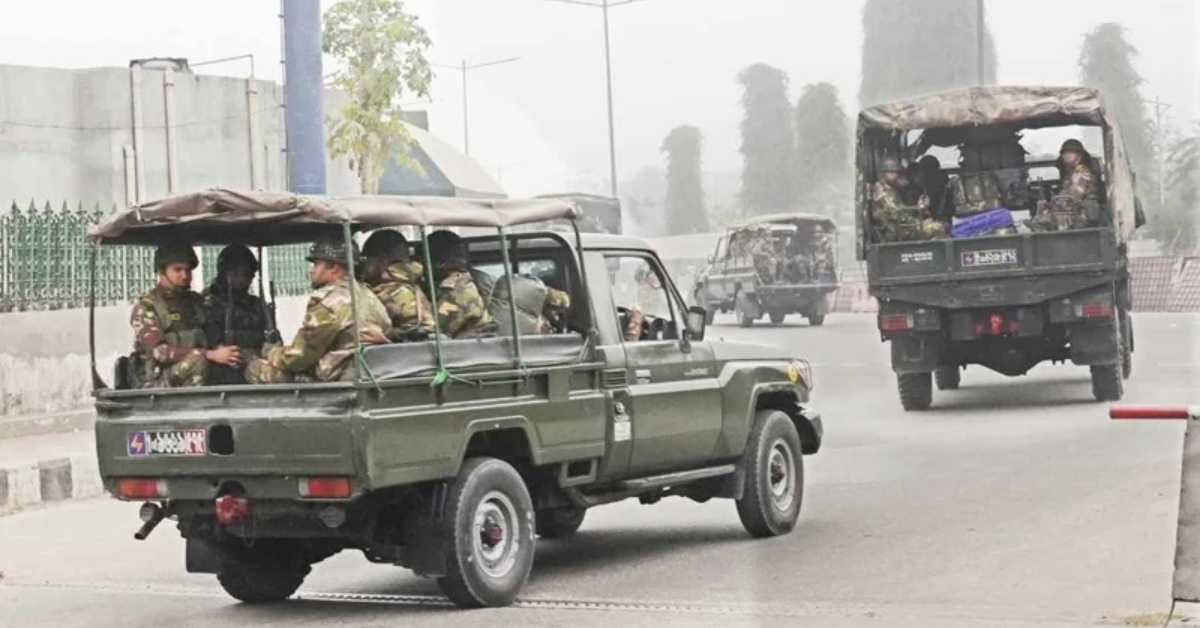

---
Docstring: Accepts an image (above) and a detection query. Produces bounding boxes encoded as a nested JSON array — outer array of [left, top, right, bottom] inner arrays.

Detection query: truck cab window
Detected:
[[607, 255, 679, 342]]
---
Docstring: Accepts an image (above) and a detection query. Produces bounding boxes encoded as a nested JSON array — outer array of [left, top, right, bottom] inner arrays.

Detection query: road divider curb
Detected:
[[0, 453, 102, 516]]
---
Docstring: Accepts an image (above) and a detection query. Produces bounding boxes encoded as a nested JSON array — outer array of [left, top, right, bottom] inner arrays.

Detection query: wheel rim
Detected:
[[766, 438, 796, 512], [472, 490, 521, 579]]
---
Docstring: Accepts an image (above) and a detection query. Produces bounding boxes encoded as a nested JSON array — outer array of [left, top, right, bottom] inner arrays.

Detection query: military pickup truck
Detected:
[[86, 190, 823, 608], [693, 213, 840, 327], [856, 86, 1146, 410]]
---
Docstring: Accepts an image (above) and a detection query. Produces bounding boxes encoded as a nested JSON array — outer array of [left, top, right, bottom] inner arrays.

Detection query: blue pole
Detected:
[[282, 0, 327, 194]]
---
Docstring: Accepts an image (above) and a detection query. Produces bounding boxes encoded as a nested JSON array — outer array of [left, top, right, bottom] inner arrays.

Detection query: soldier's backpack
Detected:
[[489, 274, 549, 335], [949, 172, 1005, 217]]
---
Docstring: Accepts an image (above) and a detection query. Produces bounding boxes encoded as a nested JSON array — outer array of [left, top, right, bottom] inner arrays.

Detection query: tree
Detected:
[[858, 0, 997, 108], [1078, 23, 1155, 194], [661, 125, 708, 235], [793, 82, 851, 215], [1160, 125, 1200, 255], [323, 0, 433, 194], [739, 63, 798, 214]]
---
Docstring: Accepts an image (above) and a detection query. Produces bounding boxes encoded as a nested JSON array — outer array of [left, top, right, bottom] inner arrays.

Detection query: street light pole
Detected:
[[976, 0, 986, 85], [546, 0, 648, 199], [434, 57, 521, 157]]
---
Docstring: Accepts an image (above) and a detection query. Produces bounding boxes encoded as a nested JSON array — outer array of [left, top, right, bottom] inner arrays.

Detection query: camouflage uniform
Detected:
[[131, 285, 209, 388], [245, 278, 391, 383], [436, 269, 498, 338], [872, 180, 946, 242], [812, 231, 836, 279], [1029, 162, 1096, 232], [369, 260, 437, 341], [748, 231, 775, 282]]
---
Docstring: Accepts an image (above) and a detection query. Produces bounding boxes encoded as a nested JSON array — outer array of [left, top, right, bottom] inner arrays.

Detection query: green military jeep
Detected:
[[87, 190, 823, 608]]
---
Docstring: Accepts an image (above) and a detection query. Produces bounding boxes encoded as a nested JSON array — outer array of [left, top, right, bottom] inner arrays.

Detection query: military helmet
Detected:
[[426, 229, 468, 265], [1060, 138, 1085, 155], [362, 229, 410, 262], [154, 243, 199, 271], [879, 156, 902, 173], [216, 244, 258, 274], [306, 235, 358, 267]]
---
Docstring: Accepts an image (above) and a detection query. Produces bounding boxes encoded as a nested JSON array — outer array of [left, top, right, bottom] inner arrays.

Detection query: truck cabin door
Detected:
[[606, 253, 723, 474]]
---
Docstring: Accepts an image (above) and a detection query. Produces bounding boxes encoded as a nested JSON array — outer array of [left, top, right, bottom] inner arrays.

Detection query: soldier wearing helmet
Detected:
[[129, 243, 240, 388], [361, 229, 437, 342], [201, 245, 269, 385], [1029, 138, 1099, 232], [871, 156, 945, 242], [245, 235, 392, 384], [424, 230, 497, 338]]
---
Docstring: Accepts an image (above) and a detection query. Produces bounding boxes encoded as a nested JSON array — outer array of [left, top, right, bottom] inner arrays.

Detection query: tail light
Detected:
[[879, 313, 913, 331], [1078, 302, 1114, 319], [989, 313, 1004, 336], [117, 479, 167, 499], [299, 477, 352, 499], [215, 494, 250, 526]]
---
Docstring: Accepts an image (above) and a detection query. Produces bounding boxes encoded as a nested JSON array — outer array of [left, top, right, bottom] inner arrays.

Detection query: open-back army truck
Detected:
[[87, 190, 823, 608], [856, 86, 1146, 410]]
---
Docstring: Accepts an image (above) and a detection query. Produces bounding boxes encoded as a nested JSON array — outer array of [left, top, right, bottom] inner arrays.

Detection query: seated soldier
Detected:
[[872, 157, 946, 242], [425, 230, 495, 304], [1028, 138, 1100, 232], [201, 244, 268, 385], [361, 229, 437, 342], [131, 244, 240, 388], [915, 155, 952, 223], [812, 226, 836, 279], [244, 236, 391, 384], [424, 230, 498, 338]]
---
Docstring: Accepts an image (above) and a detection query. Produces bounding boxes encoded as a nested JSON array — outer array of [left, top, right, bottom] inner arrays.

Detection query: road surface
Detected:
[[2, 313, 1196, 627]]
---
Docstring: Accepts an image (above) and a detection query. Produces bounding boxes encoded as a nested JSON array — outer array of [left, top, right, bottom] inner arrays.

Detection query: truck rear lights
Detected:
[[1079, 301, 1114, 319], [989, 313, 1004, 336], [299, 477, 352, 499], [117, 479, 167, 499], [214, 495, 250, 526], [879, 313, 913, 331]]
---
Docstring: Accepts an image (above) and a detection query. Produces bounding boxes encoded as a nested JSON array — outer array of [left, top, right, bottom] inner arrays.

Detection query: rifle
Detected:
[[262, 280, 281, 344], [224, 280, 235, 346]]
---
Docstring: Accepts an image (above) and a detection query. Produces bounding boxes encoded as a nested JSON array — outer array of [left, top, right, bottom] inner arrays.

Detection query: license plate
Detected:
[[961, 248, 1018, 267], [127, 430, 207, 457]]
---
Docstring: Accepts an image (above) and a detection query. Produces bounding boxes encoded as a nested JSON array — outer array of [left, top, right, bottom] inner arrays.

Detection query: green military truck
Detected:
[[693, 213, 840, 327], [856, 86, 1146, 410], [87, 190, 823, 608]]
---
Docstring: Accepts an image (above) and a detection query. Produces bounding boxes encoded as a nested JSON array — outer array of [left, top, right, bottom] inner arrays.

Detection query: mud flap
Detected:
[[1174, 422, 1200, 602], [186, 538, 223, 574], [890, 332, 941, 374], [1068, 321, 1120, 365]]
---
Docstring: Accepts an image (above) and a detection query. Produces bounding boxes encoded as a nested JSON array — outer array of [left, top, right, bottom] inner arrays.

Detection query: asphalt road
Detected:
[[2, 313, 1197, 627]]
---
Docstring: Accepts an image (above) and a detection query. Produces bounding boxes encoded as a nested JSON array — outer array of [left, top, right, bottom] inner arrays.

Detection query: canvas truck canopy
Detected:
[[857, 86, 1110, 132], [734, 212, 838, 231], [87, 189, 579, 246]]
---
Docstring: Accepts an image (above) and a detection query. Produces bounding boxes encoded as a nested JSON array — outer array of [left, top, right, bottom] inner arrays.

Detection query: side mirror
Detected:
[[685, 305, 707, 342]]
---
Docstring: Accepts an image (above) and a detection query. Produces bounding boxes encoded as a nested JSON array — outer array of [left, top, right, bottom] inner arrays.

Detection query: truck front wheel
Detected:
[[898, 372, 933, 411], [1090, 364, 1123, 402], [217, 563, 308, 604], [736, 410, 803, 538], [438, 457, 536, 608]]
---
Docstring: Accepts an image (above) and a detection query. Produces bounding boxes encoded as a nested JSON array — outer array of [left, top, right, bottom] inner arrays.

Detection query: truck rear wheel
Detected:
[[769, 310, 787, 325], [437, 457, 536, 608], [898, 372, 933, 411], [216, 563, 308, 604], [807, 312, 825, 326], [935, 366, 961, 390], [736, 410, 803, 538], [536, 506, 586, 539], [1090, 364, 1123, 402]]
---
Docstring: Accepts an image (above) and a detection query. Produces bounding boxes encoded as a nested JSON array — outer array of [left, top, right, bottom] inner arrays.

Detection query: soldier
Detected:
[[915, 155, 952, 222], [542, 285, 572, 334], [748, 227, 776, 282], [361, 229, 437, 342], [1029, 138, 1098, 232], [426, 230, 498, 338], [812, 226, 836, 279], [244, 236, 392, 384], [425, 230, 494, 303], [201, 244, 269, 385], [130, 244, 240, 388], [872, 157, 946, 242]]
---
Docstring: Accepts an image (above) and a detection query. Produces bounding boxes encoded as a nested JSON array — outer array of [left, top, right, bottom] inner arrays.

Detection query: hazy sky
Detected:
[[0, 1, 1195, 196]]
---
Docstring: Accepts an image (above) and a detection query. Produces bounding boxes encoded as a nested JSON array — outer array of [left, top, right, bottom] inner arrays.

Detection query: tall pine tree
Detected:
[[661, 125, 709, 235], [739, 63, 798, 214], [794, 82, 851, 216], [858, 0, 997, 108]]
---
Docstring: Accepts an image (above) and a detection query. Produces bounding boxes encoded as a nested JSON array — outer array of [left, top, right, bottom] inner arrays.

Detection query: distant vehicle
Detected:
[[856, 86, 1146, 410], [535, 193, 622, 234], [693, 213, 840, 327], [88, 190, 823, 609]]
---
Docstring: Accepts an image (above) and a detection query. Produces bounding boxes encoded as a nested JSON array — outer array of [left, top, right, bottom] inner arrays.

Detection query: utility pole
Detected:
[[546, 0, 648, 199], [1146, 96, 1172, 212], [976, 0, 986, 85], [434, 57, 521, 157]]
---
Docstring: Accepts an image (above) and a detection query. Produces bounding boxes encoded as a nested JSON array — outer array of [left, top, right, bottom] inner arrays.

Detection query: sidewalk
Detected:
[[0, 427, 102, 515]]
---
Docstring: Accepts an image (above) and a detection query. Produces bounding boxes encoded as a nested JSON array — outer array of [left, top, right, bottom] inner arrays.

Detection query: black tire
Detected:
[[736, 410, 804, 538], [437, 457, 536, 608], [1120, 311, 1133, 380], [769, 310, 787, 325], [1091, 364, 1123, 402], [807, 312, 825, 326], [217, 564, 308, 604], [535, 506, 586, 539], [898, 372, 933, 411], [705, 306, 716, 326], [934, 365, 961, 390]]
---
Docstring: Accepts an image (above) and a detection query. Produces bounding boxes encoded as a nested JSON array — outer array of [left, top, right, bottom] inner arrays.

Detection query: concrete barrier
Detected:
[[0, 453, 103, 515]]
